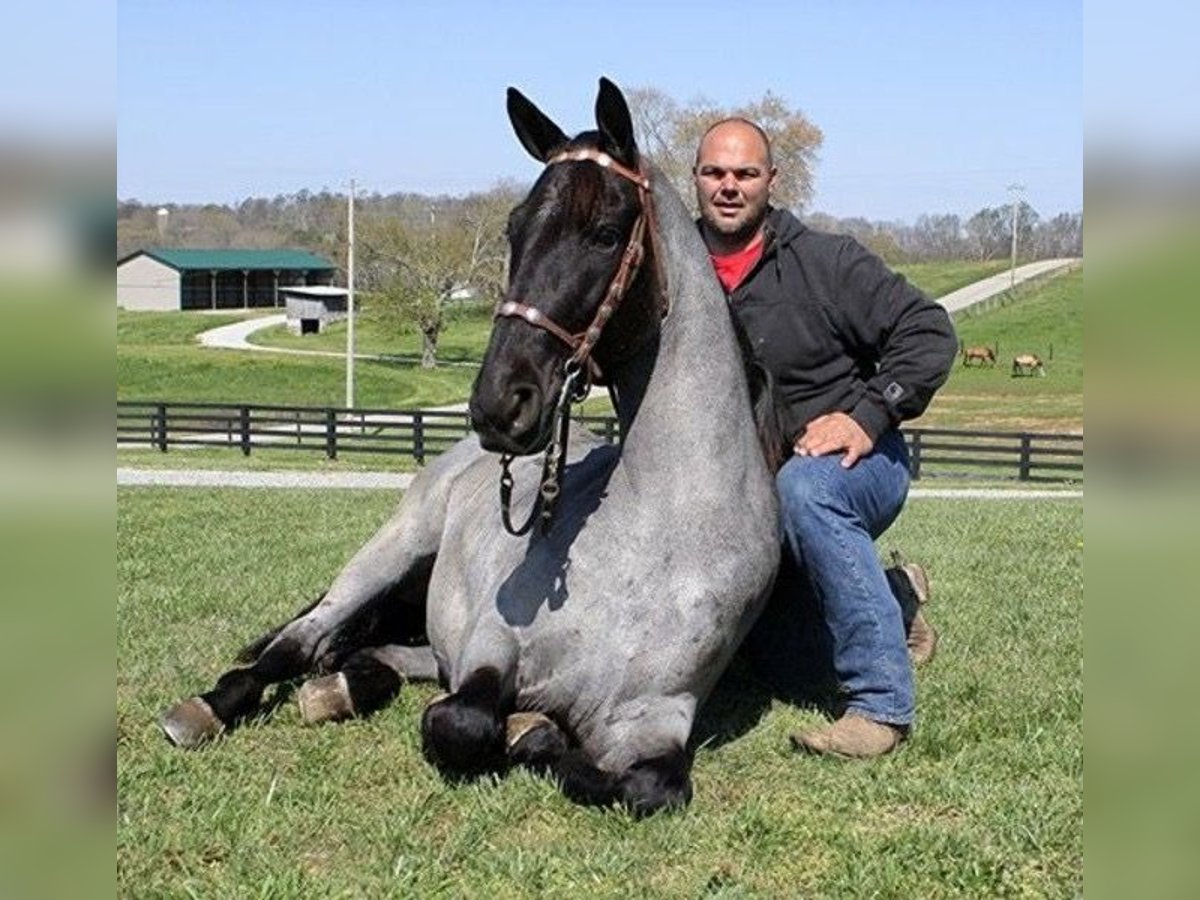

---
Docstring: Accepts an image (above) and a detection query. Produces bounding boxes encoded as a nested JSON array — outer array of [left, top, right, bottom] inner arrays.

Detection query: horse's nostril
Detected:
[[511, 385, 535, 413]]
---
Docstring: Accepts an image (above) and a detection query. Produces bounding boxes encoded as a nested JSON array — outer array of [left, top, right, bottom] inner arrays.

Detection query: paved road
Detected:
[[116, 467, 1080, 499], [936, 258, 1079, 315]]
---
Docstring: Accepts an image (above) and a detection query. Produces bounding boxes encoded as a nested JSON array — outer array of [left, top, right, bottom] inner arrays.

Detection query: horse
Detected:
[[1012, 353, 1045, 377], [961, 344, 996, 367], [158, 78, 781, 816]]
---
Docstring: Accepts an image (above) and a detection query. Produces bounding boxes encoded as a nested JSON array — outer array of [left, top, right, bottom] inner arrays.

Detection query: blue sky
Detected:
[[117, 0, 1081, 222]]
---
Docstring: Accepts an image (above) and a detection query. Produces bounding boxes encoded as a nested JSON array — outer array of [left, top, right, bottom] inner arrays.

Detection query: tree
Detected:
[[626, 86, 823, 213], [965, 206, 1010, 261], [358, 183, 515, 367]]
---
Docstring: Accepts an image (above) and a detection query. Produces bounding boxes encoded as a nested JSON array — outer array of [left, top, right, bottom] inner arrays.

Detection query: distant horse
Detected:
[[1012, 353, 1045, 377], [961, 344, 996, 367], [159, 78, 780, 816]]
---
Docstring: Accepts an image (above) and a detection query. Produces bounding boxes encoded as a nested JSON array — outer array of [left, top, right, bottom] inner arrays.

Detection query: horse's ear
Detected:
[[595, 77, 636, 167], [507, 87, 570, 163]]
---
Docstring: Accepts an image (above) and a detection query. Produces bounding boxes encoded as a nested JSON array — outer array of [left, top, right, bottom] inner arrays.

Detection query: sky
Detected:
[[117, 0, 1082, 223]]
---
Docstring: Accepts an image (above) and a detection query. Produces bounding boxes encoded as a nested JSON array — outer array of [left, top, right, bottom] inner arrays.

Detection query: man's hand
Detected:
[[794, 412, 874, 468]]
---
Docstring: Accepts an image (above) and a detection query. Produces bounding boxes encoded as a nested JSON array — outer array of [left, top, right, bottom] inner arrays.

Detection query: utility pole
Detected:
[[346, 178, 356, 409], [1007, 183, 1024, 288]]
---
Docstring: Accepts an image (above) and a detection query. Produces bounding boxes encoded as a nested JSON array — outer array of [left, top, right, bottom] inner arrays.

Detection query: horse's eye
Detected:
[[593, 225, 623, 251]]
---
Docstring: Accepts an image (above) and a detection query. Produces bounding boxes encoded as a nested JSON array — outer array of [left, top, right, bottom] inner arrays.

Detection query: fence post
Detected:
[[325, 409, 337, 459], [413, 411, 425, 464], [909, 431, 922, 480], [240, 406, 251, 456], [604, 417, 617, 444], [155, 403, 168, 452], [1018, 433, 1032, 481]]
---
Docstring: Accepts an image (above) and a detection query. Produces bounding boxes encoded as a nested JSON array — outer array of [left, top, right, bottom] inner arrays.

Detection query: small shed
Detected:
[[117, 248, 337, 311], [281, 285, 349, 335]]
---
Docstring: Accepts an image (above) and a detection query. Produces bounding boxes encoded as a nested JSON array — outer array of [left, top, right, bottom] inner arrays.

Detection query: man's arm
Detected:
[[835, 238, 958, 441]]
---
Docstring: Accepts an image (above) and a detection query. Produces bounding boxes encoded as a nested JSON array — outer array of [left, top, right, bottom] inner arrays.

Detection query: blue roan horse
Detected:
[[161, 78, 780, 815]]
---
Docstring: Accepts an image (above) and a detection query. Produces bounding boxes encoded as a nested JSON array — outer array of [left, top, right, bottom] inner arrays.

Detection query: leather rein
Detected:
[[494, 147, 667, 536]]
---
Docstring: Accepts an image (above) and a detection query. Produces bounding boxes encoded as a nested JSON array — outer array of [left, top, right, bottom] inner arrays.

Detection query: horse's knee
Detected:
[[617, 746, 693, 817], [420, 668, 507, 779], [506, 712, 568, 773]]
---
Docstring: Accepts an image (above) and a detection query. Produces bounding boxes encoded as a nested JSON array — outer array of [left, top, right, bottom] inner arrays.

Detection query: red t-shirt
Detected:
[[709, 237, 765, 293]]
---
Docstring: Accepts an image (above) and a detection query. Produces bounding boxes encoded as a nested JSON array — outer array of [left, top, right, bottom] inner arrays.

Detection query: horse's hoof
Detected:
[[298, 672, 356, 724], [159, 697, 224, 749], [506, 711, 555, 750]]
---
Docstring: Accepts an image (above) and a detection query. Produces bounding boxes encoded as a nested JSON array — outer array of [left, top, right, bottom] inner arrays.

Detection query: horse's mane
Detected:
[[640, 158, 786, 474], [728, 311, 788, 473]]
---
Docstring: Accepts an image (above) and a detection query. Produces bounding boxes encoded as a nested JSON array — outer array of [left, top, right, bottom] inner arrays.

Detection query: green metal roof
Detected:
[[128, 248, 336, 272]]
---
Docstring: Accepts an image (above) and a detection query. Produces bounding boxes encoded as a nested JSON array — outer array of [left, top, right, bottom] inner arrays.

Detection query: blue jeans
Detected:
[[775, 428, 913, 726]]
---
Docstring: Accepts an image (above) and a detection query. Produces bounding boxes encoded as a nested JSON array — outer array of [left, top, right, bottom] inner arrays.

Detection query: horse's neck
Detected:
[[608, 182, 755, 476]]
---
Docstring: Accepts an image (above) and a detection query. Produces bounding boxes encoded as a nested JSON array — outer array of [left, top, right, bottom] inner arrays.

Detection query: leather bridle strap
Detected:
[[493, 147, 657, 381]]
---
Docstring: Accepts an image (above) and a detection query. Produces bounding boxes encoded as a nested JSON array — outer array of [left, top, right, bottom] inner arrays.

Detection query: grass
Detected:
[[117, 261, 1082, 432], [118, 487, 1081, 897], [920, 270, 1083, 433], [895, 259, 1012, 299]]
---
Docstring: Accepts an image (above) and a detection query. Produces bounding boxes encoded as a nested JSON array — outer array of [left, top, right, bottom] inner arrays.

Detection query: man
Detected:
[[694, 118, 957, 758]]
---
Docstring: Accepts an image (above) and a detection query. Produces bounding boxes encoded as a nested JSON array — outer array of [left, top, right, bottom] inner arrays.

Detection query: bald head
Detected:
[[693, 118, 777, 254], [696, 118, 773, 169]]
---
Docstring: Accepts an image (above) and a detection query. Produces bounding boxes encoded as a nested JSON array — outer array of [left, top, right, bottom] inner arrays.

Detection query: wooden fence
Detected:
[[117, 401, 1082, 483]]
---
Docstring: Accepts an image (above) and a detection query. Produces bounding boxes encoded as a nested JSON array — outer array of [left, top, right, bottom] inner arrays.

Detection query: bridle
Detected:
[[493, 146, 667, 536], [493, 146, 666, 383]]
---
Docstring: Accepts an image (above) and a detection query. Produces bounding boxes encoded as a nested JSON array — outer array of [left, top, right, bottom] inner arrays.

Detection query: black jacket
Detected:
[[721, 207, 957, 444]]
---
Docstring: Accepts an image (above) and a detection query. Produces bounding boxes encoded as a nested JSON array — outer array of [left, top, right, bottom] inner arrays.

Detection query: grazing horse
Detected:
[[961, 344, 996, 367], [1012, 353, 1045, 377], [159, 78, 780, 815]]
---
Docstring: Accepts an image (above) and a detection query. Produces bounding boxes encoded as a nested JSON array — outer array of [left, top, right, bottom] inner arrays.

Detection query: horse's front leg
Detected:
[[420, 666, 515, 780]]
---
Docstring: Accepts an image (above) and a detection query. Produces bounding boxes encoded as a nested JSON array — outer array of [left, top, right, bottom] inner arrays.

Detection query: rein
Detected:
[[495, 147, 666, 536]]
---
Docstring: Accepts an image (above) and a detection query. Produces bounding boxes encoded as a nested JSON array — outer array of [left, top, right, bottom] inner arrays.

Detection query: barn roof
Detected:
[[119, 248, 336, 272]]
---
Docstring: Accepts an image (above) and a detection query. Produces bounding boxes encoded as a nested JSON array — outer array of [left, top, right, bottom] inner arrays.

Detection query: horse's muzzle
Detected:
[[469, 376, 554, 456]]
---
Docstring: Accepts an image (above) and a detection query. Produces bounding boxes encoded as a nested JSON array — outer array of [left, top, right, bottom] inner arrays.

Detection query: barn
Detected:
[[116, 248, 337, 311]]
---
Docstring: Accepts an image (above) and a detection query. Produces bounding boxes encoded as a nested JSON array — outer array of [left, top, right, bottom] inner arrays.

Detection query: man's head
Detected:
[[693, 118, 777, 252]]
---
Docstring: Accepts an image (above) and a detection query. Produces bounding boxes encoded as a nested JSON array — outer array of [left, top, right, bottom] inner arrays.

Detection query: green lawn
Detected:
[[920, 269, 1083, 432], [118, 487, 1081, 897], [118, 261, 1082, 432], [895, 259, 1012, 299]]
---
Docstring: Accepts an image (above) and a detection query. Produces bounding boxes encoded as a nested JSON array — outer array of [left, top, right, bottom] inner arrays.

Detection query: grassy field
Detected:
[[895, 259, 1011, 299], [118, 261, 1081, 442], [118, 487, 1081, 897], [919, 270, 1083, 433], [117, 309, 476, 408]]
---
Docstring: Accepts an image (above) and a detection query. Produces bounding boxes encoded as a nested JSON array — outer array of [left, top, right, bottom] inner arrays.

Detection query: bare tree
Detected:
[[627, 86, 823, 213]]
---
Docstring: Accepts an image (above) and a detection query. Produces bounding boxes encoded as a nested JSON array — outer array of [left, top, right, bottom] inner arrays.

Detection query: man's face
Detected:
[[694, 122, 776, 245]]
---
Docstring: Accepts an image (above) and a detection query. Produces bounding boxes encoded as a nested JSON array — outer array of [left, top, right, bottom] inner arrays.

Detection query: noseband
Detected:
[[493, 147, 667, 385], [493, 147, 667, 537]]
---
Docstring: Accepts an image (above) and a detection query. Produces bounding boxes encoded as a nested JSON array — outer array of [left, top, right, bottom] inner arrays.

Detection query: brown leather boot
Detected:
[[789, 712, 905, 759], [891, 552, 937, 666]]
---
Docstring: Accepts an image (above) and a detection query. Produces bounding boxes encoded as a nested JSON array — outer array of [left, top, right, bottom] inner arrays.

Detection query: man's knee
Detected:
[[776, 457, 851, 531]]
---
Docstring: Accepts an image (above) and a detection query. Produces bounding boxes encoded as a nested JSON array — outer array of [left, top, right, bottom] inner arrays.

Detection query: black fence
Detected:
[[117, 401, 1082, 483]]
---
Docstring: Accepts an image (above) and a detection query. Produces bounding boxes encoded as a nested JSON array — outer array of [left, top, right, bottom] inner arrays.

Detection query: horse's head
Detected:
[[469, 77, 663, 456]]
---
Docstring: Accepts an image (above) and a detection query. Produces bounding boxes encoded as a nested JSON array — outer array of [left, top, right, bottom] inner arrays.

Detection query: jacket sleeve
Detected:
[[833, 238, 958, 440]]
